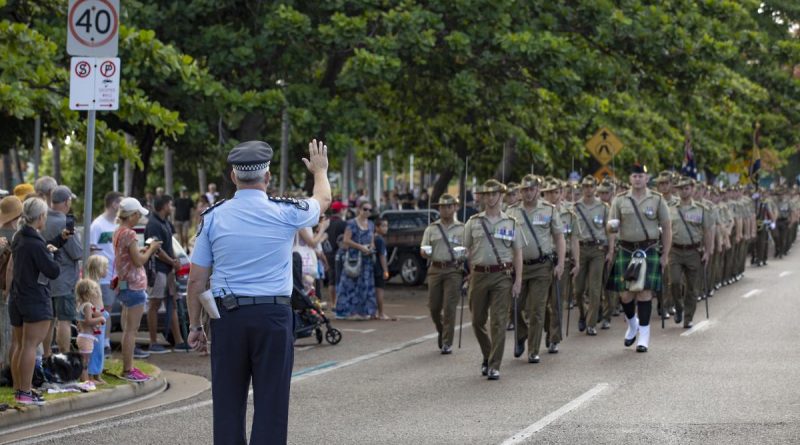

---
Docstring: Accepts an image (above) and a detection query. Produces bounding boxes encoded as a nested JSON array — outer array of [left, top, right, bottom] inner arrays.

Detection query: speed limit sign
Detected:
[[66, 0, 119, 57]]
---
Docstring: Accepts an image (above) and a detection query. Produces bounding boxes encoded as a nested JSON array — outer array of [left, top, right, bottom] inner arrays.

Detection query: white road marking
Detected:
[[779, 271, 793, 278], [395, 315, 427, 320], [680, 320, 713, 337], [499, 383, 609, 445], [340, 328, 376, 334], [742, 289, 762, 299], [10, 324, 474, 444]]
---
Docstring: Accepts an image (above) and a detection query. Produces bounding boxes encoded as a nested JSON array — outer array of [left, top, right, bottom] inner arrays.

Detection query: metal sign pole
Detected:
[[82, 110, 97, 268]]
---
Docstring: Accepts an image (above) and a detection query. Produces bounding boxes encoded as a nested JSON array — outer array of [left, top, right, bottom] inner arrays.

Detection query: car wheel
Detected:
[[400, 254, 426, 286]]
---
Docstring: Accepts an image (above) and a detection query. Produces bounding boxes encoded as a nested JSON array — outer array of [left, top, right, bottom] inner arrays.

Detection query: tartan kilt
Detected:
[[607, 246, 662, 293]]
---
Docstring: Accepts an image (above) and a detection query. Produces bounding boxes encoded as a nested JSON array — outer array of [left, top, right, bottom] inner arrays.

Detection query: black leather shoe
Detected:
[[528, 354, 540, 363], [437, 332, 443, 349], [514, 339, 525, 358], [481, 361, 488, 376], [624, 336, 636, 347], [674, 310, 683, 324], [683, 321, 693, 329], [586, 326, 597, 336], [441, 345, 453, 354], [487, 368, 500, 380], [636, 345, 648, 353], [578, 317, 586, 332]]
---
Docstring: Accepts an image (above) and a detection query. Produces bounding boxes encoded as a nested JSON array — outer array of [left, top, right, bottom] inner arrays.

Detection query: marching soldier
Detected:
[[607, 163, 671, 352], [668, 177, 714, 328], [540, 180, 577, 352], [774, 187, 791, 258], [508, 175, 564, 364], [598, 180, 621, 322], [504, 182, 521, 211], [692, 181, 718, 298], [573, 175, 611, 334], [421, 194, 466, 354], [656, 171, 680, 206], [464, 180, 524, 380], [752, 188, 774, 267]]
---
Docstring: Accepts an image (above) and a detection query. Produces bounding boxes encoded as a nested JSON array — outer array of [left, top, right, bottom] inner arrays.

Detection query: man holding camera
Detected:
[[41, 185, 81, 356], [144, 194, 188, 353]]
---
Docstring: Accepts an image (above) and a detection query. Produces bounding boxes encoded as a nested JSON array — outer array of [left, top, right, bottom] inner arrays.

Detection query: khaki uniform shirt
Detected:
[[573, 198, 609, 243], [507, 201, 559, 261], [669, 200, 713, 246], [421, 220, 466, 262], [777, 198, 791, 220], [558, 204, 581, 254], [609, 189, 670, 242], [464, 211, 526, 265], [717, 202, 734, 238]]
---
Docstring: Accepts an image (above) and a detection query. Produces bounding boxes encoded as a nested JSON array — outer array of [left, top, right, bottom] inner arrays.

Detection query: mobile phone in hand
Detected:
[[65, 214, 75, 234]]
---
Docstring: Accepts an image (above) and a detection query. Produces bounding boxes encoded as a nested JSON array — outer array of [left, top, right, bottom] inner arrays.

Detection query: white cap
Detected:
[[119, 197, 149, 216]]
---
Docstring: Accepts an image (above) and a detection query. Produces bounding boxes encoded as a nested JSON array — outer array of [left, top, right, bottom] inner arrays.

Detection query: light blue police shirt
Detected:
[[191, 189, 321, 297]]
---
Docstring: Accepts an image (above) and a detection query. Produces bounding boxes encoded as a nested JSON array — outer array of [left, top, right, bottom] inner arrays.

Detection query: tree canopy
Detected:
[[1, 0, 799, 201]]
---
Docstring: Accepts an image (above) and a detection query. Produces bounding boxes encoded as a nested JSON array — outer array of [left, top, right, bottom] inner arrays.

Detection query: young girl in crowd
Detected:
[[84, 255, 110, 384], [75, 278, 105, 386]]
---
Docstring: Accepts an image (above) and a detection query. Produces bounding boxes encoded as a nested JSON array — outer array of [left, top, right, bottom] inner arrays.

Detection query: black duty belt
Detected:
[[215, 296, 291, 307], [672, 243, 700, 250], [473, 263, 513, 273], [431, 261, 461, 269], [618, 240, 657, 252], [523, 254, 553, 265], [579, 240, 607, 247]]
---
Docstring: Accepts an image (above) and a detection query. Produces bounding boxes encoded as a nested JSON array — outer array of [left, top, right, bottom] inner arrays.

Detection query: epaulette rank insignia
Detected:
[[197, 199, 227, 235], [270, 196, 310, 211]]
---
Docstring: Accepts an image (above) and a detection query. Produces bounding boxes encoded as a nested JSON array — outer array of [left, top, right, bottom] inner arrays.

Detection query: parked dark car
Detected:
[[109, 223, 190, 345], [380, 209, 439, 286]]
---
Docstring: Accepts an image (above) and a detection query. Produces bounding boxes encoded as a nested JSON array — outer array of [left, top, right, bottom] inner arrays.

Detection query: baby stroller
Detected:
[[292, 253, 342, 345]]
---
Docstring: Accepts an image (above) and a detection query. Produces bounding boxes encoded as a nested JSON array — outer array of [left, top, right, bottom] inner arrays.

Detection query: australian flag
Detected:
[[749, 123, 761, 184], [680, 126, 697, 179]]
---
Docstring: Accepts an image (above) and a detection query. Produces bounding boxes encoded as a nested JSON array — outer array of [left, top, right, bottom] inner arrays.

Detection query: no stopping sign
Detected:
[[67, 0, 119, 57]]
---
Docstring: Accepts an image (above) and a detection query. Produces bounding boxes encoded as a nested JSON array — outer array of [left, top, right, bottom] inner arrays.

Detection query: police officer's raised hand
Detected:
[[302, 139, 328, 173]]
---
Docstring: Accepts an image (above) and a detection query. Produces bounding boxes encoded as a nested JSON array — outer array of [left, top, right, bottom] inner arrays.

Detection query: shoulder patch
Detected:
[[269, 196, 310, 211], [201, 199, 226, 216]]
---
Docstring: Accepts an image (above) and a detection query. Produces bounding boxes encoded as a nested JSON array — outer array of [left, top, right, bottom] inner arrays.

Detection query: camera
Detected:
[[65, 214, 75, 234]]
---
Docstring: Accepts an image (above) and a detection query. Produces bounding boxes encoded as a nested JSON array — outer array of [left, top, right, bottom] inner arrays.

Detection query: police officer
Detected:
[[187, 140, 331, 444], [573, 175, 611, 334], [464, 179, 524, 380], [607, 163, 671, 352], [543, 179, 578, 351], [509, 175, 564, 364], [421, 194, 465, 354], [669, 177, 714, 328]]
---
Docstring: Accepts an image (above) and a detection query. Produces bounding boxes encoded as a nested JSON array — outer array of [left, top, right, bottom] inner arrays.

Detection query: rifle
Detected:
[[458, 280, 467, 348]]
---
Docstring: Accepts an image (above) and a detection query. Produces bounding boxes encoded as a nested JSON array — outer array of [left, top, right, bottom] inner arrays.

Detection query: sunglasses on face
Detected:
[[362, 207, 373, 212]]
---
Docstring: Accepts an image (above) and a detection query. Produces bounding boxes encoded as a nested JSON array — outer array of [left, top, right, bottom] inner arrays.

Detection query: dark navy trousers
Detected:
[[210, 303, 294, 445]]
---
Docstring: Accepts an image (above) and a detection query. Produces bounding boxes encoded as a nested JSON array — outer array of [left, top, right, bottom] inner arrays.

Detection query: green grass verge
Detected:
[[0, 359, 157, 407]]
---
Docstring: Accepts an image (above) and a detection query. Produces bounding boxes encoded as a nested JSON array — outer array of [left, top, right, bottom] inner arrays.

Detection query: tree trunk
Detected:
[[431, 167, 454, 204], [164, 147, 174, 195], [131, 128, 156, 199], [52, 139, 62, 184], [2, 154, 11, 191], [493, 136, 518, 183]]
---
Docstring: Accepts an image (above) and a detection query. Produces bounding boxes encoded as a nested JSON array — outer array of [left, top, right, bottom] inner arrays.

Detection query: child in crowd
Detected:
[[373, 218, 395, 321], [84, 255, 110, 384], [75, 278, 106, 386]]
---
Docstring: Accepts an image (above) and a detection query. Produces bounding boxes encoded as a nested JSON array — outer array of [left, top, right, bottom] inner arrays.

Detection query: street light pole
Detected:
[[278, 79, 289, 195]]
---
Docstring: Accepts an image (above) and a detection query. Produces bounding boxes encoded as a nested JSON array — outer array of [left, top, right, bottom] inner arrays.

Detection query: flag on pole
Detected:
[[680, 123, 697, 179], [749, 122, 761, 184]]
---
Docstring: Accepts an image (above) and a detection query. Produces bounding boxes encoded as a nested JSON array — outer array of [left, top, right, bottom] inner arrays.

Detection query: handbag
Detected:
[[343, 250, 363, 278]]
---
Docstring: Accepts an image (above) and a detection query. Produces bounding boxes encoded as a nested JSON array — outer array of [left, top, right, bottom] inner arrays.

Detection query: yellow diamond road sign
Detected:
[[586, 128, 623, 165]]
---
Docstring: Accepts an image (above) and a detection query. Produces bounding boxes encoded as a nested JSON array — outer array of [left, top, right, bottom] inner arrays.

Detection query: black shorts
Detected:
[[9, 295, 53, 327], [373, 269, 385, 289]]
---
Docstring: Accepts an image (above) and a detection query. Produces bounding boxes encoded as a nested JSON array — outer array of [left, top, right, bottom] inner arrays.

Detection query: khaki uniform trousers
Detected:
[[670, 248, 702, 322], [755, 228, 769, 264], [514, 262, 553, 356], [469, 270, 512, 370], [545, 259, 570, 345], [427, 266, 462, 348], [574, 245, 606, 328]]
